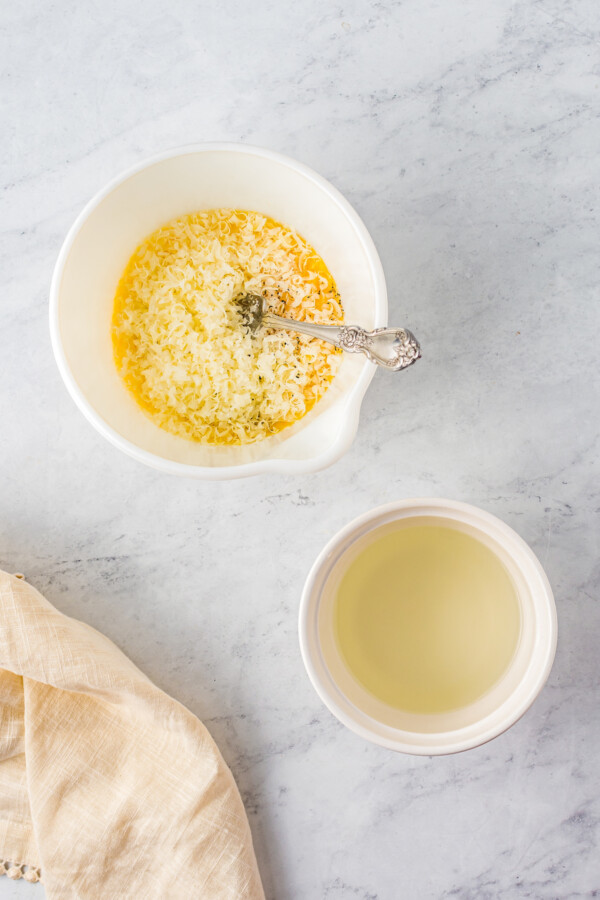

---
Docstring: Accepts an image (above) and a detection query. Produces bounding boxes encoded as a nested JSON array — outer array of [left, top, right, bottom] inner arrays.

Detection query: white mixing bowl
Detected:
[[299, 499, 557, 755], [50, 144, 387, 478]]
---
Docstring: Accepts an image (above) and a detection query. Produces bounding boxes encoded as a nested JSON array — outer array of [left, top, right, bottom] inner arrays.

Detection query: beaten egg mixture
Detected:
[[112, 209, 343, 445]]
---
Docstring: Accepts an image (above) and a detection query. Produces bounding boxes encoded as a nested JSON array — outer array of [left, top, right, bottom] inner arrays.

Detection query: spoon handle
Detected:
[[262, 313, 421, 372]]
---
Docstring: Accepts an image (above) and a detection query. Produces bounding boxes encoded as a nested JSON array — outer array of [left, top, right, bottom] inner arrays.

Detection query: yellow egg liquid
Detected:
[[111, 208, 343, 446], [333, 524, 521, 714]]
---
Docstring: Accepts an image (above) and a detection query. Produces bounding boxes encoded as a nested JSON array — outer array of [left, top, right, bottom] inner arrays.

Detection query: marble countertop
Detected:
[[2, 0, 599, 896]]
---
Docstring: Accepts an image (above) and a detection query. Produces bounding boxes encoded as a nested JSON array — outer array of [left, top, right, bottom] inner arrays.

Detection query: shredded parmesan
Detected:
[[112, 209, 343, 445]]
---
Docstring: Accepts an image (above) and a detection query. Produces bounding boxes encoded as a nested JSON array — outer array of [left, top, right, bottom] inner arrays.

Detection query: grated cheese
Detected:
[[112, 209, 343, 445]]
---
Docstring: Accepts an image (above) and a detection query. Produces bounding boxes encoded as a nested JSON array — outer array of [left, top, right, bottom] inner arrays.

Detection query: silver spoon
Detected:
[[235, 294, 421, 372]]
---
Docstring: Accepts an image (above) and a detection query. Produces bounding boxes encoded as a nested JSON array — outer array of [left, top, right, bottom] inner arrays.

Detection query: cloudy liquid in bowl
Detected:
[[333, 524, 521, 714]]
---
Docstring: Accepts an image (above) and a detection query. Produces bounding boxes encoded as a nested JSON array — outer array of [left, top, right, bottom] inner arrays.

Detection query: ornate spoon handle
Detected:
[[262, 313, 421, 372]]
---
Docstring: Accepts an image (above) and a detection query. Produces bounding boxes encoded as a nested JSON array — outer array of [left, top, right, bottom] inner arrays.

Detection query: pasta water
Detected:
[[333, 523, 521, 714]]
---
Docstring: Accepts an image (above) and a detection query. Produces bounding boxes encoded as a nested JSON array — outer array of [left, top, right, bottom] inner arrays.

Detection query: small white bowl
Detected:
[[299, 499, 557, 755], [49, 144, 387, 479]]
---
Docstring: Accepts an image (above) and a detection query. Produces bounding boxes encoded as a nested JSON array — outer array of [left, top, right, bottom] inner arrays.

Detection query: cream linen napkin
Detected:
[[0, 570, 265, 899]]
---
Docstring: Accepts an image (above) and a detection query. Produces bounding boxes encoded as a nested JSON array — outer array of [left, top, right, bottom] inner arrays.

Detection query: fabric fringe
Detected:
[[0, 859, 42, 882]]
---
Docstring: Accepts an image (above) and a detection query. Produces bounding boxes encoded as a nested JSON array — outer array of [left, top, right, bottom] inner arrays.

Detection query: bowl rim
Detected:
[[49, 142, 388, 479], [298, 498, 558, 755]]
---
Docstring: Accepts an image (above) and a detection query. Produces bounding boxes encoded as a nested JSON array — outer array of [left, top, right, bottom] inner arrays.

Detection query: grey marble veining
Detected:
[[1, 0, 599, 897]]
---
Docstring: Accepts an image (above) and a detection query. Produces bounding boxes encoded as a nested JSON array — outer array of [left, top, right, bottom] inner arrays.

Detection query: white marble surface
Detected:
[[2, 0, 599, 896]]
